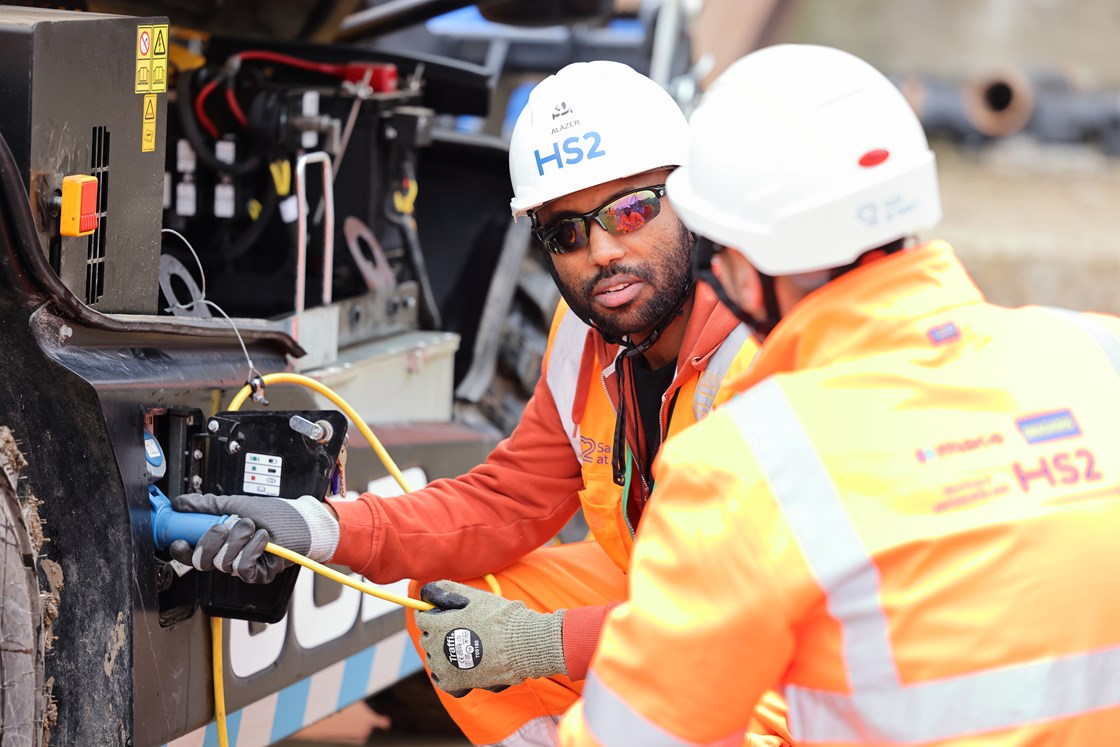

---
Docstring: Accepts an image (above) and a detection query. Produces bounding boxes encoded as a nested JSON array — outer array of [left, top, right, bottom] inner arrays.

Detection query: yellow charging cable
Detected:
[[228, 372, 412, 495], [210, 371, 500, 746]]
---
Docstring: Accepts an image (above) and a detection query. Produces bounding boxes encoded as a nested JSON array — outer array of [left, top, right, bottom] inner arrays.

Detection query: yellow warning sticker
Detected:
[[135, 61, 151, 93], [136, 25, 153, 60], [151, 59, 167, 93], [152, 25, 168, 59], [142, 94, 157, 152], [135, 24, 157, 93]]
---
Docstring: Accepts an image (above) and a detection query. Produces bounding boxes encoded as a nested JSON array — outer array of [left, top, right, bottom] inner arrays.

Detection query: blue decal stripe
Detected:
[[339, 646, 377, 707], [201, 709, 241, 747], [399, 639, 423, 679], [270, 676, 313, 743], [163, 630, 416, 747]]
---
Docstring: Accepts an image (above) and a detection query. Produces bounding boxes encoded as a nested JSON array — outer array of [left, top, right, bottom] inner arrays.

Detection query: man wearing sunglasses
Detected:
[[559, 45, 1120, 747], [170, 61, 784, 746]]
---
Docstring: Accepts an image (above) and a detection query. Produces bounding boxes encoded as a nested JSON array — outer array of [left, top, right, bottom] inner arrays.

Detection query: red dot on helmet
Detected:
[[859, 149, 890, 167]]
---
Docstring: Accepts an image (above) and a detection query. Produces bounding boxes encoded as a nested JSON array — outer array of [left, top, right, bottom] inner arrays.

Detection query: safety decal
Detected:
[[151, 24, 169, 93], [136, 23, 168, 150], [135, 25, 152, 93], [1016, 409, 1081, 445], [162, 629, 422, 747], [444, 628, 483, 670], [142, 94, 157, 153]]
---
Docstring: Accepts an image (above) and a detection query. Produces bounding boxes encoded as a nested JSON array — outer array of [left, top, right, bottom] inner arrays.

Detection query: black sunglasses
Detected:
[[532, 185, 666, 255]]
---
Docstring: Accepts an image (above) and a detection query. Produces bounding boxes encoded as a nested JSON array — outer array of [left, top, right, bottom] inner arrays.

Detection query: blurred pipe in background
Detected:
[[1026, 72, 1120, 155], [898, 67, 1120, 154], [898, 67, 1034, 143]]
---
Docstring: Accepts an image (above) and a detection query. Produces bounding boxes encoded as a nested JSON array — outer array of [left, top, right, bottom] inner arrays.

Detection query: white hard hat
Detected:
[[666, 44, 942, 276], [509, 61, 689, 218]]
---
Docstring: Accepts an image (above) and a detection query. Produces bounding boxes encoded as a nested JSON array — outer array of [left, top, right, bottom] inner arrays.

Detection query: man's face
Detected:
[[535, 170, 694, 342]]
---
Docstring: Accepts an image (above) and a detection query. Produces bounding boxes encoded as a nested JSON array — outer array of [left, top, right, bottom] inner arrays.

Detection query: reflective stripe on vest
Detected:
[[694, 323, 752, 420], [547, 312, 751, 462], [733, 376, 1120, 744], [547, 310, 592, 458], [583, 671, 746, 747], [1045, 307, 1120, 377]]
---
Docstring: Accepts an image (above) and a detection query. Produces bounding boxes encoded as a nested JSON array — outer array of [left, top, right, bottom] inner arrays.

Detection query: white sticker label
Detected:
[[145, 437, 161, 460], [301, 91, 320, 149], [279, 195, 299, 224], [214, 182, 236, 219], [176, 138, 197, 173], [243, 452, 282, 496], [215, 138, 237, 165], [175, 181, 197, 217]]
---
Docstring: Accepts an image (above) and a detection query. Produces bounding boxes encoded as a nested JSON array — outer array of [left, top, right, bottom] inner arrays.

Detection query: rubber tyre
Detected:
[[0, 429, 45, 747]]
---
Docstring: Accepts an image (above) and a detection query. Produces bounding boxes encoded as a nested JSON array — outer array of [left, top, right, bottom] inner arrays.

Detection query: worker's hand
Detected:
[[416, 581, 566, 697], [168, 493, 339, 583]]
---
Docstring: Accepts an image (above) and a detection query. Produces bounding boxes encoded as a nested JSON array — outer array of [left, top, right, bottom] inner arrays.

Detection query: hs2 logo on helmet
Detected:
[[533, 131, 606, 176]]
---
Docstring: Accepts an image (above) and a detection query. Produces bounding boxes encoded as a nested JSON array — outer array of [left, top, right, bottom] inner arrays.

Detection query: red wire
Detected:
[[235, 50, 345, 78], [225, 85, 249, 128], [195, 78, 221, 138], [194, 51, 347, 139]]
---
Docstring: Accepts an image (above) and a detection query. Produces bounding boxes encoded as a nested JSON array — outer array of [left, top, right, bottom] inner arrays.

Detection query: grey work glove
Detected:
[[168, 493, 339, 584], [416, 580, 567, 698]]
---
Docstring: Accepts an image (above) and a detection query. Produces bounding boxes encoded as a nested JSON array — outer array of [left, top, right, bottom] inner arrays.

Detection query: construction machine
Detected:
[[0, 1, 625, 744]]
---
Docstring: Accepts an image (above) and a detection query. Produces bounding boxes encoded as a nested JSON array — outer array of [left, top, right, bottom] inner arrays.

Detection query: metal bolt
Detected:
[[289, 415, 333, 444], [207, 419, 219, 433], [192, 449, 203, 460], [190, 475, 202, 490], [228, 440, 241, 454]]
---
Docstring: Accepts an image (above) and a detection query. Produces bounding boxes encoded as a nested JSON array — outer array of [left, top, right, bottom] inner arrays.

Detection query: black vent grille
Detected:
[[85, 125, 110, 305]]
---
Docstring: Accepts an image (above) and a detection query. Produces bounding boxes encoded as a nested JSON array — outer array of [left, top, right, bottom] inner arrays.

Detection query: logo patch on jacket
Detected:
[[915, 432, 1004, 463], [927, 322, 960, 345], [1016, 409, 1081, 444]]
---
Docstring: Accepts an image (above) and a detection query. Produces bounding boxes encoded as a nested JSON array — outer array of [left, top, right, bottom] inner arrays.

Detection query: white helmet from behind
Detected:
[[509, 61, 689, 218], [666, 44, 942, 276]]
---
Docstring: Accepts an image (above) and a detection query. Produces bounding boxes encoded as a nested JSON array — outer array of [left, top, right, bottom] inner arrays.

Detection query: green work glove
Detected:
[[416, 580, 567, 698]]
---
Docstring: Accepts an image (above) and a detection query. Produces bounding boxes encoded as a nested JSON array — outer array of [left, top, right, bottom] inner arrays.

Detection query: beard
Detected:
[[557, 222, 695, 343]]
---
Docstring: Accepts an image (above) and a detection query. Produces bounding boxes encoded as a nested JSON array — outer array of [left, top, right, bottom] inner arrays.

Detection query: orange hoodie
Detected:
[[331, 281, 754, 676]]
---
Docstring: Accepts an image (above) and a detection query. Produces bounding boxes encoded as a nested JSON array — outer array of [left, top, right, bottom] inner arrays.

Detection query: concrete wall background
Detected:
[[786, 0, 1120, 87], [690, 0, 1120, 314]]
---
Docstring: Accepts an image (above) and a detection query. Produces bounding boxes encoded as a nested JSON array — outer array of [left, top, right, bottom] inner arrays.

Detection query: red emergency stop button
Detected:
[[60, 175, 98, 237]]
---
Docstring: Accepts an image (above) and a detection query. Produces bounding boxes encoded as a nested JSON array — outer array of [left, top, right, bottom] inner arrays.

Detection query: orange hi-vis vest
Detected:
[[562, 242, 1120, 746], [542, 295, 756, 571]]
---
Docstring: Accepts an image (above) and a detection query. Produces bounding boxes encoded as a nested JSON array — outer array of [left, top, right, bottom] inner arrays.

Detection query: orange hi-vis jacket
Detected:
[[561, 241, 1120, 746], [543, 289, 755, 570], [334, 281, 790, 746], [331, 281, 755, 582]]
